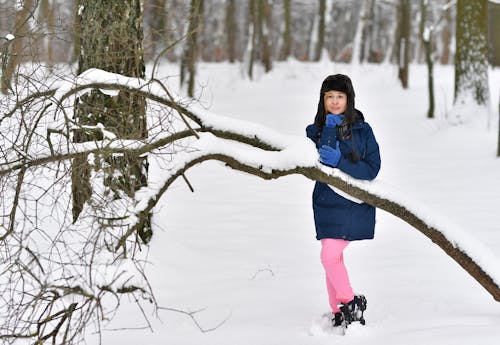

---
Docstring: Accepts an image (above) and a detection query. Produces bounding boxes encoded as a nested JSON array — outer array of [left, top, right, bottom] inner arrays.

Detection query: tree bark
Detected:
[[225, 0, 237, 63], [258, 0, 272, 72], [1, 0, 34, 94], [279, 0, 292, 61], [397, 0, 411, 89], [360, 0, 373, 63], [489, 1, 500, 67], [454, 0, 489, 106], [38, 0, 55, 69], [247, 0, 257, 79], [420, 0, 434, 118], [149, 0, 167, 58], [313, 0, 326, 61], [180, 0, 203, 97], [71, 0, 81, 64], [497, 94, 500, 157], [440, 7, 453, 65], [72, 0, 150, 241]]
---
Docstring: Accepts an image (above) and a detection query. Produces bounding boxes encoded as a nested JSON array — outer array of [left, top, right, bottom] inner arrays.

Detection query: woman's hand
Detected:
[[325, 114, 344, 127], [319, 142, 341, 167]]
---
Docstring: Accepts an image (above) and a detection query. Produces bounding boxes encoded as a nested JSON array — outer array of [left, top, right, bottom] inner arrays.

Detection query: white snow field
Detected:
[[83, 61, 500, 345]]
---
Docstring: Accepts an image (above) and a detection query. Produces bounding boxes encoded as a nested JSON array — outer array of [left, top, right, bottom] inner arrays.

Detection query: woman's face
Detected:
[[324, 90, 347, 115]]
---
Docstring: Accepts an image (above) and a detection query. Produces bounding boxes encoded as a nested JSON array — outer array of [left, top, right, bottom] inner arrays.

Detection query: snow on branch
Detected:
[[129, 130, 500, 302]]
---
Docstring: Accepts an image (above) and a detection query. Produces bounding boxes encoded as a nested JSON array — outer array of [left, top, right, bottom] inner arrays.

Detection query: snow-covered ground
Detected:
[[85, 61, 500, 344]]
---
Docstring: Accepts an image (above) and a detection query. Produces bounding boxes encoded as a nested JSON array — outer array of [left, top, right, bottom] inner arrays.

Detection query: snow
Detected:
[[78, 61, 500, 344]]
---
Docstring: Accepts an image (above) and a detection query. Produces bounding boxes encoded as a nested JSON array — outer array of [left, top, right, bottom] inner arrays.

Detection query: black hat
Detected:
[[320, 74, 355, 97]]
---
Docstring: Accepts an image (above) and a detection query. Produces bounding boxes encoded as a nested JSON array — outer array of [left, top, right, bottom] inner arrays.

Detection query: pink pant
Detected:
[[320, 238, 354, 313]]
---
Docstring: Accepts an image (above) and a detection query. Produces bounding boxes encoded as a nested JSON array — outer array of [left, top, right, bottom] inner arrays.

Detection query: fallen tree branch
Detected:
[[129, 148, 500, 302]]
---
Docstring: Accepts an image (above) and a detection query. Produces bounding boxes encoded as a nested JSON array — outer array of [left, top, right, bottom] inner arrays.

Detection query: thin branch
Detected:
[[158, 306, 232, 333]]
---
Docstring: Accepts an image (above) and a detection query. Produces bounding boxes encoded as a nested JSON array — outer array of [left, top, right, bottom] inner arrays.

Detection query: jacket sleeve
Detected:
[[306, 123, 320, 148], [336, 125, 381, 181]]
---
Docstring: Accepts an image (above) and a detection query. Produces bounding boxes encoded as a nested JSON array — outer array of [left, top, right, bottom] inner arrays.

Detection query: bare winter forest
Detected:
[[0, 1, 499, 344]]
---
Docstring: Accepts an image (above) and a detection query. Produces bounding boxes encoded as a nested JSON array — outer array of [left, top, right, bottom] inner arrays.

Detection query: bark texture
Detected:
[[397, 0, 411, 89], [1, 0, 34, 94], [225, 0, 237, 63], [313, 0, 326, 61], [72, 0, 150, 241], [420, 0, 434, 118], [454, 0, 489, 105], [180, 0, 204, 97], [279, 0, 292, 61]]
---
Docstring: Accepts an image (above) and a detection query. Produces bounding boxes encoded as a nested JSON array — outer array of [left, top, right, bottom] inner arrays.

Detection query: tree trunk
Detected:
[[71, 0, 81, 64], [38, 0, 55, 69], [149, 0, 167, 58], [454, 0, 489, 108], [1, 0, 34, 94], [258, 0, 272, 72], [439, 7, 453, 65], [489, 1, 500, 67], [352, 0, 368, 65], [279, 0, 292, 61], [247, 0, 257, 79], [420, 0, 434, 118], [72, 0, 150, 242], [313, 0, 326, 61], [225, 0, 237, 63], [398, 0, 410, 89], [180, 0, 203, 97], [360, 0, 374, 63], [497, 94, 500, 157]]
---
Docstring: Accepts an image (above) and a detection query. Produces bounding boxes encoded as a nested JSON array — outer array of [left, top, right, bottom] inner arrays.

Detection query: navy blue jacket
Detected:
[[306, 110, 381, 241]]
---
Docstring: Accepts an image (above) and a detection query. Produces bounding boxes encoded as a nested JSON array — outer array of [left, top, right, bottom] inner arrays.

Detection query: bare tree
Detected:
[[453, 0, 489, 122], [72, 0, 150, 243], [225, 0, 237, 63], [247, 0, 257, 79], [279, 0, 292, 61], [258, 0, 273, 72], [396, 0, 411, 89], [439, 4, 453, 64], [498, 94, 500, 157], [246, 0, 273, 78], [420, 0, 434, 118], [313, 0, 326, 61], [1, 0, 34, 94], [35, 0, 55, 69], [180, 0, 204, 97], [148, 0, 168, 58]]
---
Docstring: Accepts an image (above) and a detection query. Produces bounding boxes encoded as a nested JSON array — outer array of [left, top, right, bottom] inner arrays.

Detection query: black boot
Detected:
[[332, 311, 344, 327], [340, 295, 367, 326]]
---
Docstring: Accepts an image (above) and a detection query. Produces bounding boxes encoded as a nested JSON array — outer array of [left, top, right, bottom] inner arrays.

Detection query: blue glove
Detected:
[[325, 114, 344, 127], [319, 142, 341, 167]]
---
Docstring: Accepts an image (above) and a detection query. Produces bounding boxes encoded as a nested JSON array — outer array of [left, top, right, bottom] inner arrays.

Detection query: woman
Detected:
[[306, 74, 381, 328]]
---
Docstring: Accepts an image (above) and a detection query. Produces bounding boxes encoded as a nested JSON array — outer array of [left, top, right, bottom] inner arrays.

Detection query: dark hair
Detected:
[[314, 74, 357, 129]]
